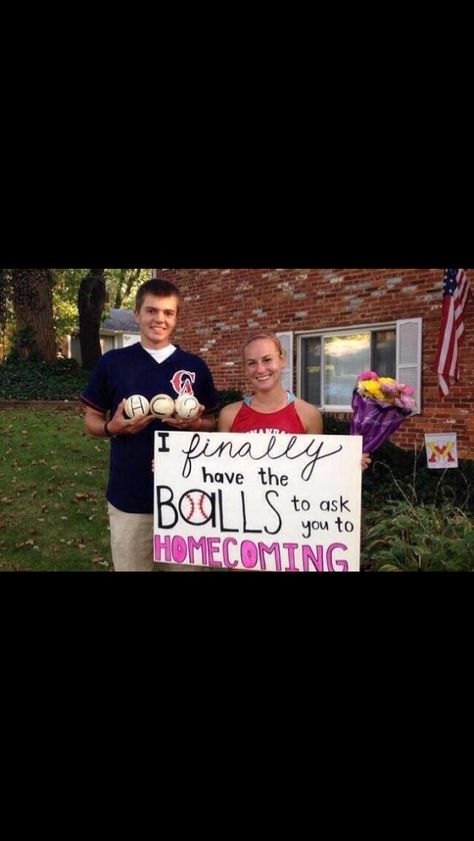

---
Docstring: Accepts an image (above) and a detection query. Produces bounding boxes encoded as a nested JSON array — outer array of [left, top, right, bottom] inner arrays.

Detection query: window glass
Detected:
[[301, 336, 321, 406], [373, 329, 396, 377], [300, 327, 398, 407], [324, 333, 370, 406]]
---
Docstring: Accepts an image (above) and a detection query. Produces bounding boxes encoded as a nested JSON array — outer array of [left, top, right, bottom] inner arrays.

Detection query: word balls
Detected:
[[124, 394, 150, 418], [149, 393, 175, 417], [174, 394, 200, 419]]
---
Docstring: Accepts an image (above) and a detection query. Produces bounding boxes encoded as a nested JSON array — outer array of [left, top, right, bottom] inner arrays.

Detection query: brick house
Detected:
[[153, 269, 474, 458]]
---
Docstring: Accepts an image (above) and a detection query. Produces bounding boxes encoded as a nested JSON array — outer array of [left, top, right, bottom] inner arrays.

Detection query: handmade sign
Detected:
[[424, 433, 458, 469], [154, 431, 362, 572]]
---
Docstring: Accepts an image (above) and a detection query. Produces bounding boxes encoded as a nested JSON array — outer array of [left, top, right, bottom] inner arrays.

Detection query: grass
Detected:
[[0, 406, 112, 571]]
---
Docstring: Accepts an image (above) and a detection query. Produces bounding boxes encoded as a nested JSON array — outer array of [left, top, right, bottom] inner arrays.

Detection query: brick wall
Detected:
[[158, 269, 474, 458]]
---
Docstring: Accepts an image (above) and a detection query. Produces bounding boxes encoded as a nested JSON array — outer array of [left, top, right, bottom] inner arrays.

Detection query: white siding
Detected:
[[122, 333, 141, 348]]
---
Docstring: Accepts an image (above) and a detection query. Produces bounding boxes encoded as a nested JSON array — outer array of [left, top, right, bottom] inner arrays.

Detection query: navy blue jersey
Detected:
[[80, 343, 218, 513]]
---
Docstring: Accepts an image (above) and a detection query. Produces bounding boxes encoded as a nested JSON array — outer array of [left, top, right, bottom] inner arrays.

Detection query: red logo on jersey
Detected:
[[170, 370, 196, 395]]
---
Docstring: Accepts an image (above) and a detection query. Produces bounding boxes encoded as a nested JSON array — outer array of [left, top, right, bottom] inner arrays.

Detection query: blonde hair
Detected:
[[242, 331, 285, 360]]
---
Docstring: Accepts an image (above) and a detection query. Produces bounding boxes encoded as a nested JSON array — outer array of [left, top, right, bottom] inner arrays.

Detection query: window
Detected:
[[297, 319, 421, 412], [275, 331, 293, 394]]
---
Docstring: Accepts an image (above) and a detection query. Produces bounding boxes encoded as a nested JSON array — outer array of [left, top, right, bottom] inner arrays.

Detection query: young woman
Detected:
[[218, 332, 323, 434], [218, 331, 370, 469]]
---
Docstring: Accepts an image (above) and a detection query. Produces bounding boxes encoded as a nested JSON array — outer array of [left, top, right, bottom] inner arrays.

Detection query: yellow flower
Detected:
[[361, 379, 384, 400]]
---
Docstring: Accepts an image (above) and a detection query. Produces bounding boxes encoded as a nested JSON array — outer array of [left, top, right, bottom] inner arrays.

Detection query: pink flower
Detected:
[[380, 382, 398, 395], [356, 370, 416, 412]]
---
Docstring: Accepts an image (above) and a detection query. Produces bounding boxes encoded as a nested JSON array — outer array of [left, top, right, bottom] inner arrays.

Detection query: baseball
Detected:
[[149, 393, 175, 417], [124, 394, 150, 418], [174, 394, 200, 419], [179, 490, 213, 525]]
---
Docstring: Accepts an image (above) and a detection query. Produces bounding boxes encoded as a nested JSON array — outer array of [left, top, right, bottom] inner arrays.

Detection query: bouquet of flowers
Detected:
[[350, 370, 416, 453]]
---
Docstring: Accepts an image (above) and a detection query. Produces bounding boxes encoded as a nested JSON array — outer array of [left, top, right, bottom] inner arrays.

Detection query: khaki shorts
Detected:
[[107, 503, 208, 572]]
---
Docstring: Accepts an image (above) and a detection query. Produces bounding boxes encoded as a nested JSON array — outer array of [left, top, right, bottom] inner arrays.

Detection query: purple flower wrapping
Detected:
[[350, 390, 413, 453]]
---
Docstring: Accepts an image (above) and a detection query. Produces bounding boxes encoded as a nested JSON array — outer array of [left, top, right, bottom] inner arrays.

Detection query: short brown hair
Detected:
[[135, 278, 181, 312]]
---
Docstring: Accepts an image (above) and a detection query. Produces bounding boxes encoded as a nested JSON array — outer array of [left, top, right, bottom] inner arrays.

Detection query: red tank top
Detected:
[[230, 401, 305, 434]]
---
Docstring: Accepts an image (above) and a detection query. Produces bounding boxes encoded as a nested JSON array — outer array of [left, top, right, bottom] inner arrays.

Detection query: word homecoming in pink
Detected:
[[154, 533, 349, 572]]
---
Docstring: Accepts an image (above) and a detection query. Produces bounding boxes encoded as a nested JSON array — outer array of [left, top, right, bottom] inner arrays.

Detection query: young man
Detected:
[[81, 278, 218, 571]]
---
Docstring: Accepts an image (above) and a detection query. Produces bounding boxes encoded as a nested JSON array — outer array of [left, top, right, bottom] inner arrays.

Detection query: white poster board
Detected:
[[424, 433, 458, 468], [154, 431, 362, 572]]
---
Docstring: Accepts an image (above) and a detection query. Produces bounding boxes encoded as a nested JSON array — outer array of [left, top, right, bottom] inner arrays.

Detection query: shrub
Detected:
[[217, 388, 244, 408], [323, 415, 350, 436], [0, 357, 89, 400], [362, 441, 474, 514], [361, 500, 474, 571]]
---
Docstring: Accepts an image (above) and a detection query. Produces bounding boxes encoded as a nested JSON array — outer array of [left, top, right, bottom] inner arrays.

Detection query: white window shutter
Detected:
[[396, 318, 422, 414], [276, 331, 294, 394]]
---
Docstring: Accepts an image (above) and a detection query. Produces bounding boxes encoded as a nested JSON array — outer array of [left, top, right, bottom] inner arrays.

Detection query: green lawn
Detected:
[[0, 406, 112, 571]]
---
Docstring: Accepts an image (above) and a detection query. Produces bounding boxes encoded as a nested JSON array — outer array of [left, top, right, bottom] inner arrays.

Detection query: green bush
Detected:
[[217, 388, 244, 408], [0, 372, 246, 405], [362, 441, 474, 514], [322, 415, 350, 436], [0, 358, 89, 400], [361, 500, 474, 571]]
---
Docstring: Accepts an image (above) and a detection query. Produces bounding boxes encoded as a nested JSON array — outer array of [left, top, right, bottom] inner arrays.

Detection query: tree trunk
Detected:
[[78, 269, 106, 370], [114, 269, 126, 308], [10, 268, 57, 362], [114, 268, 141, 308]]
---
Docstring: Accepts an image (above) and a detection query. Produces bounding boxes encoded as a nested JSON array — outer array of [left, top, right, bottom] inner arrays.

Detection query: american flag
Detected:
[[434, 268, 471, 396]]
